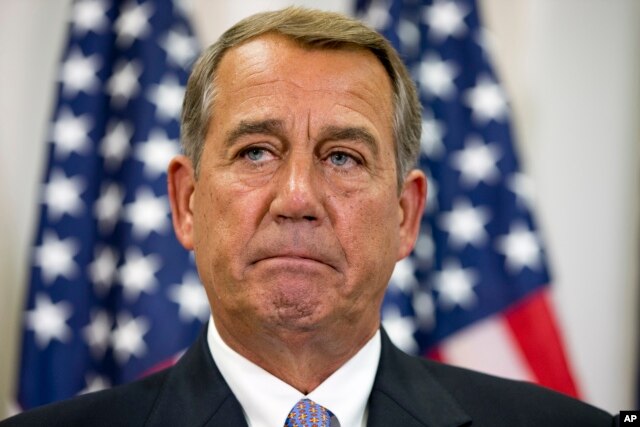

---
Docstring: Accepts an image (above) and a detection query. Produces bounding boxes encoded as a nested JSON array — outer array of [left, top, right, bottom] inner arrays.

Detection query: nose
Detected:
[[269, 149, 325, 224]]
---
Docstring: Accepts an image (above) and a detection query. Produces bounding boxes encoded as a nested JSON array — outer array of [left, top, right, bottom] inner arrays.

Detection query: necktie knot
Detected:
[[284, 398, 337, 427]]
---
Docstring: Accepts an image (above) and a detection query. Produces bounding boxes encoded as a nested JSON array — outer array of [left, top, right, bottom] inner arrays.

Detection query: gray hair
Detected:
[[181, 7, 422, 188]]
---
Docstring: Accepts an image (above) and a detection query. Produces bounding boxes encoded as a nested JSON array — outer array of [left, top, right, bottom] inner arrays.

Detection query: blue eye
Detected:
[[330, 152, 350, 166], [245, 148, 265, 161]]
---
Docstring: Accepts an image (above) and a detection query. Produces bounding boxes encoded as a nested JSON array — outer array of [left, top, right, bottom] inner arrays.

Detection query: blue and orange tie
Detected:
[[284, 398, 337, 427]]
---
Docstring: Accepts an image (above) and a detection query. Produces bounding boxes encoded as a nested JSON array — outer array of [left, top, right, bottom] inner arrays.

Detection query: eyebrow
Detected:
[[224, 119, 286, 149], [317, 125, 379, 156]]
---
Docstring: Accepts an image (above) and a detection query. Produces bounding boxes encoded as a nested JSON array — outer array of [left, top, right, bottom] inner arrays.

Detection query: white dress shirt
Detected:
[[207, 317, 381, 427]]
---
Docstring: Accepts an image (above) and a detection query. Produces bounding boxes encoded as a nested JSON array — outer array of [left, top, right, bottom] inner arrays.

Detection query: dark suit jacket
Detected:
[[1, 328, 613, 426]]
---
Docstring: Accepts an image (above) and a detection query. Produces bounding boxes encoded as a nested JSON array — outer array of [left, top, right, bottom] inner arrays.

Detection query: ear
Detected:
[[397, 169, 427, 260], [168, 155, 196, 250]]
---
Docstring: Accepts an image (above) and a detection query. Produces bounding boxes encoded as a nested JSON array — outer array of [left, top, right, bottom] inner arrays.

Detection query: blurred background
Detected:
[[0, 0, 638, 417]]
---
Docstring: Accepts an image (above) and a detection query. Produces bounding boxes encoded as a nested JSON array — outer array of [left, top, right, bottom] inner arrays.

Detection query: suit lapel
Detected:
[[367, 329, 471, 427], [144, 328, 248, 427]]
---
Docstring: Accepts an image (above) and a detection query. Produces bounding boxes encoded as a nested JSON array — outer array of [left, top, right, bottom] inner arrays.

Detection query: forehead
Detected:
[[212, 33, 394, 130]]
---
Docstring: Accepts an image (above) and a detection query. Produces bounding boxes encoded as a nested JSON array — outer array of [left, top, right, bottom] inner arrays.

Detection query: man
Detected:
[[3, 7, 614, 427]]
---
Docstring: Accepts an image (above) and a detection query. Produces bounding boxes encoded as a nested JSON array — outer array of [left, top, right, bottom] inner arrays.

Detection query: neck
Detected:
[[213, 314, 378, 393]]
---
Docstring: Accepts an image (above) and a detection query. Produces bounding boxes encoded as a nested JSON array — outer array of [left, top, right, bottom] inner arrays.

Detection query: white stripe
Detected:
[[439, 315, 535, 382]]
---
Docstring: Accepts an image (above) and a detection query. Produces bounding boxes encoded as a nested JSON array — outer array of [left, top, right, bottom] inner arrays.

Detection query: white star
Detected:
[[496, 222, 543, 273], [397, 19, 421, 54], [161, 29, 199, 68], [111, 312, 150, 364], [118, 248, 161, 302], [389, 258, 418, 293], [438, 199, 491, 248], [433, 260, 477, 310], [421, 112, 446, 159], [359, 0, 392, 31], [412, 290, 436, 330], [122, 187, 170, 239], [72, 0, 109, 34], [100, 120, 132, 171], [42, 168, 85, 221], [423, 0, 469, 41], [88, 245, 119, 296], [25, 294, 73, 348], [94, 182, 124, 234], [508, 172, 536, 208], [382, 306, 419, 354], [414, 229, 435, 265], [34, 230, 79, 284], [115, 1, 153, 47], [419, 53, 458, 100], [83, 310, 112, 358], [450, 136, 501, 187], [134, 129, 179, 178], [106, 60, 142, 108], [51, 107, 92, 159], [147, 75, 185, 121], [168, 273, 210, 322], [425, 171, 439, 213], [79, 374, 111, 395], [59, 48, 101, 96], [464, 75, 509, 124]]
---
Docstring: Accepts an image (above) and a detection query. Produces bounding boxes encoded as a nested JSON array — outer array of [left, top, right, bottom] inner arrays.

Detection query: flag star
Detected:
[[59, 48, 101, 96], [359, 0, 392, 31], [438, 199, 491, 248], [414, 229, 435, 265], [389, 257, 418, 293], [397, 19, 420, 53], [106, 60, 142, 108], [412, 290, 436, 330], [114, 1, 153, 47], [425, 172, 439, 213], [51, 107, 92, 159], [72, 0, 109, 34], [123, 188, 170, 239], [496, 222, 543, 273], [118, 248, 161, 302], [88, 245, 119, 296], [42, 168, 86, 221], [382, 306, 418, 354], [25, 294, 73, 348], [450, 136, 501, 187], [134, 129, 179, 178], [508, 172, 536, 208], [111, 312, 150, 364], [79, 374, 111, 395], [161, 29, 199, 68], [419, 53, 458, 100], [433, 260, 478, 310], [83, 310, 112, 358], [168, 273, 210, 322], [147, 76, 185, 121], [100, 120, 132, 171], [34, 231, 79, 284], [423, 0, 469, 41], [421, 113, 446, 159], [94, 182, 125, 234], [464, 75, 509, 124]]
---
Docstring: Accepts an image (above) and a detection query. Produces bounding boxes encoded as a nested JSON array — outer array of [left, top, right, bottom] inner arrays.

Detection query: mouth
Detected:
[[251, 253, 337, 271]]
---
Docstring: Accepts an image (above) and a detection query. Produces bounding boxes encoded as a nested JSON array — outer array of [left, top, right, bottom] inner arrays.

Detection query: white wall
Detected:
[[0, 0, 637, 417]]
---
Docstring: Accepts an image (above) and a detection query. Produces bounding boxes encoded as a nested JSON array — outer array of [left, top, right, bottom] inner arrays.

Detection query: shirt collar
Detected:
[[207, 316, 381, 427]]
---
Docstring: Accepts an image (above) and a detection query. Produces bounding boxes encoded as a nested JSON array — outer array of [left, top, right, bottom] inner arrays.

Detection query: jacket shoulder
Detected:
[[419, 357, 612, 426], [1, 369, 169, 427]]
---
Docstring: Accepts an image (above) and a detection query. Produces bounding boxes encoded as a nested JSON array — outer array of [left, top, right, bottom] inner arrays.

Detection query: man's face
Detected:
[[171, 34, 425, 340]]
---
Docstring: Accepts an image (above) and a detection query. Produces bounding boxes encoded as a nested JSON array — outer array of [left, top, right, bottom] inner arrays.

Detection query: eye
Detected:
[[241, 147, 269, 162], [329, 152, 355, 167]]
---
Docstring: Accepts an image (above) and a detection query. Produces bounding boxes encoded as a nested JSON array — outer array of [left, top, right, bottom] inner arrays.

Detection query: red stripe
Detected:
[[504, 288, 580, 398]]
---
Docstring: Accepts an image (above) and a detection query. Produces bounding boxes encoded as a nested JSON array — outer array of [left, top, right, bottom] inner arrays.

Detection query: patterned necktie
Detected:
[[284, 398, 337, 427]]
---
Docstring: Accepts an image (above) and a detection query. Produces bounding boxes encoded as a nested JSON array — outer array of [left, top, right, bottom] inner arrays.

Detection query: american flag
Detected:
[[17, 0, 206, 409], [357, 0, 580, 397]]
